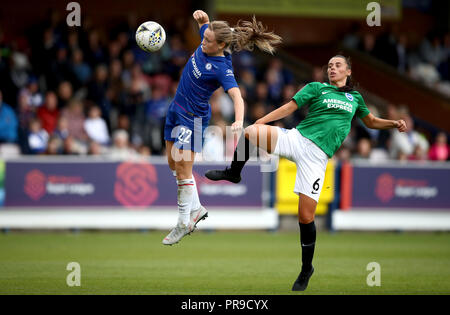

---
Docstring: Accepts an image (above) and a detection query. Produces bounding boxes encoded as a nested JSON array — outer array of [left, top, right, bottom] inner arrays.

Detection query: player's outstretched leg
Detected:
[[205, 125, 277, 183], [204, 131, 251, 183]]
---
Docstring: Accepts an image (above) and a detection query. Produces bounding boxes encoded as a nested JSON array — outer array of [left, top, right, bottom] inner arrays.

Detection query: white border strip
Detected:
[[0, 208, 279, 230], [333, 210, 450, 231]]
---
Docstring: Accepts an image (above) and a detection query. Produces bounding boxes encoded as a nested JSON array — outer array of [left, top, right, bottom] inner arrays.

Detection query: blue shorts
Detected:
[[164, 103, 211, 153]]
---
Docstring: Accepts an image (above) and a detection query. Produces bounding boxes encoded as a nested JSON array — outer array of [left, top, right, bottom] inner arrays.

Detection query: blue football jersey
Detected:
[[172, 24, 239, 117]]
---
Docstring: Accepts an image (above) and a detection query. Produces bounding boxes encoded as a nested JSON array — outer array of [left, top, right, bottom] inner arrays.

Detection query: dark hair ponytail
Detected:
[[339, 75, 355, 92]]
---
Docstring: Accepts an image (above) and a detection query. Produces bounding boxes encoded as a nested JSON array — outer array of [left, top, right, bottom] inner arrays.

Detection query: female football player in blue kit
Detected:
[[162, 10, 282, 245]]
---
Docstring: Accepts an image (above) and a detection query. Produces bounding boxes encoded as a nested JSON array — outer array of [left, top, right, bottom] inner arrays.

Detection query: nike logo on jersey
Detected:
[[322, 91, 331, 95]]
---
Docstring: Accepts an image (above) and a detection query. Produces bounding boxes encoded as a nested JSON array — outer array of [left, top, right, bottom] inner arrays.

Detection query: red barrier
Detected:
[[340, 162, 353, 210]]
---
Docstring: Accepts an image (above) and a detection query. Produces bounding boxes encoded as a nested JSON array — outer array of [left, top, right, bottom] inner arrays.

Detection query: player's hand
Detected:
[[193, 10, 209, 25], [231, 120, 243, 133], [395, 119, 407, 132]]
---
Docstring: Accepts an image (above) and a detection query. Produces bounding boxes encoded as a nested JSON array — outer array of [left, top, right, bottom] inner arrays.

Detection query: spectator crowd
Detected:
[[0, 12, 448, 162], [342, 24, 450, 97]]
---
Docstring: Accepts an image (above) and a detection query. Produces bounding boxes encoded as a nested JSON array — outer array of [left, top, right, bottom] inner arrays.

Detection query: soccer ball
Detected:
[[135, 21, 166, 52]]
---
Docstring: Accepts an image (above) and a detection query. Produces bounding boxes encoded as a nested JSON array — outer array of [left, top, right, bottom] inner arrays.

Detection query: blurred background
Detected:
[[0, 0, 449, 231]]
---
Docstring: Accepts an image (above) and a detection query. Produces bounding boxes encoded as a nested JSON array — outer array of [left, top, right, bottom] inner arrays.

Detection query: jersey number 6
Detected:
[[312, 178, 320, 192]]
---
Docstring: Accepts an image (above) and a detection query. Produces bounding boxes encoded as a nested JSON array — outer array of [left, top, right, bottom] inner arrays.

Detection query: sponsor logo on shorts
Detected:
[[311, 178, 320, 195]]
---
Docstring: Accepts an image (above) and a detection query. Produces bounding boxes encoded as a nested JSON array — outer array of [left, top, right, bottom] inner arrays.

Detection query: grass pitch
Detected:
[[0, 231, 449, 295]]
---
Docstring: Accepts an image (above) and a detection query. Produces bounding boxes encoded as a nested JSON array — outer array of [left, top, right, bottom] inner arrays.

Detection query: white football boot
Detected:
[[162, 222, 193, 246], [190, 206, 208, 230]]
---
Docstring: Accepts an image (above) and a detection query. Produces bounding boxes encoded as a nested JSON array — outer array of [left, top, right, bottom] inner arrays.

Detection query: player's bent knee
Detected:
[[244, 125, 256, 139], [245, 124, 263, 145]]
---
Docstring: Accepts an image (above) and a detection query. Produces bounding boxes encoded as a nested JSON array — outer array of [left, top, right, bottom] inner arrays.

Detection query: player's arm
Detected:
[[227, 87, 244, 132], [361, 113, 407, 132], [255, 100, 297, 125], [193, 10, 210, 29]]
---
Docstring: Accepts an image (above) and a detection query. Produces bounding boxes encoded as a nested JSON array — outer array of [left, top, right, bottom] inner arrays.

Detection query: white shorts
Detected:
[[273, 128, 329, 202]]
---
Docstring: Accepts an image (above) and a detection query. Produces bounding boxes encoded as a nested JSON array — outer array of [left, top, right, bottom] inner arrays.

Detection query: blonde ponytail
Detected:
[[209, 16, 282, 55], [232, 16, 282, 54]]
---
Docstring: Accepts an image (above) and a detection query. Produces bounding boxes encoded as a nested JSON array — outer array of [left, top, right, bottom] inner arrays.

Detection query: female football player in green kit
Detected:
[[206, 55, 407, 291]]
